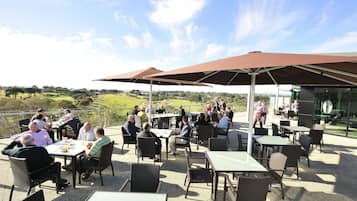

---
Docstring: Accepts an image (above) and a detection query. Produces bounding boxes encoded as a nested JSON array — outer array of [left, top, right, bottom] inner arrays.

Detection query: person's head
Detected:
[[142, 122, 151, 132], [37, 108, 45, 115], [127, 115, 135, 123], [35, 114, 44, 120], [21, 134, 34, 146], [83, 122, 91, 132], [134, 105, 139, 110], [95, 128, 105, 139], [140, 106, 145, 111], [182, 116, 188, 124], [179, 106, 183, 109], [227, 107, 231, 111], [64, 109, 71, 114], [207, 104, 211, 108], [28, 121, 39, 132]]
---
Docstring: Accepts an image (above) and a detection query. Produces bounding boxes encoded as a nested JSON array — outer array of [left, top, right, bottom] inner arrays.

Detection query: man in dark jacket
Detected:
[[2, 134, 68, 189], [169, 116, 191, 155], [123, 115, 140, 139]]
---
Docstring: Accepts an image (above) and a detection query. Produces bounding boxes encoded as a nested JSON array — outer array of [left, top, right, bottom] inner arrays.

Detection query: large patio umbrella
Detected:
[[149, 51, 357, 154], [96, 67, 206, 121]]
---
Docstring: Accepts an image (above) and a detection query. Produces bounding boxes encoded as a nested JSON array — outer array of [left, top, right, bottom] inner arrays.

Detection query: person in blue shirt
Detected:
[[214, 112, 229, 136]]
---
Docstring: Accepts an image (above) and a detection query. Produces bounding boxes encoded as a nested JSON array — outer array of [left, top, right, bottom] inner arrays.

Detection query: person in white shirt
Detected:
[[63, 109, 74, 122], [77, 122, 95, 141]]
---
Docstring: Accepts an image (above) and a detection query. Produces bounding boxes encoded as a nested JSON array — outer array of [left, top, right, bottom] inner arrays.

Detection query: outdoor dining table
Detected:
[[205, 151, 268, 201], [87, 191, 168, 201], [45, 139, 85, 188], [151, 128, 173, 159], [254, 135, 294, 157], [280, 125, 310, 143]]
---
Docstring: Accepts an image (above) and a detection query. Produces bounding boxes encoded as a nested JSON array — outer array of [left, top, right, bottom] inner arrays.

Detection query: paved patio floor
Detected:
[[1, 115, 357, 201]]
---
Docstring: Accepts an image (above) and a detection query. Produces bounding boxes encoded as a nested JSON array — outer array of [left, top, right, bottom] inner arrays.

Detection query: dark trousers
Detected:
[[155, 138, 162, 155], [32, 162, 61, 185], [77, 157, 99, 173], [253, 120, 263, 128]]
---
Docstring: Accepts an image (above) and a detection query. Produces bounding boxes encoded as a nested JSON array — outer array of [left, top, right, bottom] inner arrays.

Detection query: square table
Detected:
[[254, 135, 293, 157], [151, 128, 173, 159], [46, 140, 85, 188], [87, 191, 167, 201], [280, 125, 310, 143], [205, 151, 268, 200]]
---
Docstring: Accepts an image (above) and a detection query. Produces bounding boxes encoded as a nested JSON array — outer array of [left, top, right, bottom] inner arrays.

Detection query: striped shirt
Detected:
[[88, 135, 111, 158]]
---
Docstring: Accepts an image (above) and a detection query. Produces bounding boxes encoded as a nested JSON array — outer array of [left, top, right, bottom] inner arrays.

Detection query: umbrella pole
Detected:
[[247, 73, 256, 155], [275, 84, 280, 110], [149, 80, 153, 123]]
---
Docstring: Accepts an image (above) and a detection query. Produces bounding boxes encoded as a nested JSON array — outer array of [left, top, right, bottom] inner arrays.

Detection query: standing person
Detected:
[[253, 101, 263, 128], [2, 134, 69, 189], [205, 104, 212, 115], [123, 115, 140, 140], [176, 106, 186, 128], [77, 122, 96, 141], [132, 105, 139, 115], [137, 107, 148, 127], [169, 116, 191, 155], [220, 99, 227, 111], [137, 122, 162, 162], [77, 128, 111, 180], [260, 100, 267, 125], [226, 107, 234, 122]]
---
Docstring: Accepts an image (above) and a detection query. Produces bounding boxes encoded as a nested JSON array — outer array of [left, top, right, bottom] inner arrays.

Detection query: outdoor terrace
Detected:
[[0, 114, 357, 201]]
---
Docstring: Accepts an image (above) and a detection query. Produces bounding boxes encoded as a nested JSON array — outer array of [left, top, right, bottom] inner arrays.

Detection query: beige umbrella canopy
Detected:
[[149, 51, 357, 154], [96, 67, 207, 120]]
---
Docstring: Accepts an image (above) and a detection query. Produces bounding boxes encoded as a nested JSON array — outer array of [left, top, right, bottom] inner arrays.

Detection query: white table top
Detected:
[[206, 151, 267, 173], [280, 125, 310, 132], [151, 128, 173, 138], [254, 135, 293, 146], [87, 191, 167, 201], [152, 113, 179, 119], [46, 139, 85, 157]]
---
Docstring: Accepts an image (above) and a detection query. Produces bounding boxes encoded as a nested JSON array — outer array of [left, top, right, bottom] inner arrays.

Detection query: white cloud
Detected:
[[205, 43, 224, 58], [149, 0, 206, 27], [113, 10, 138, 28], [185, 23, 198, 39], [122, 31, 153, 49], [234, 0, 299, 46], [313, 32, 357, 52]]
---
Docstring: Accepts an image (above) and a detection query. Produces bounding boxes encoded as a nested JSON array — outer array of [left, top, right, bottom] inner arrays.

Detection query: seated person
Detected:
[[33, 114, 55, 142], [58, 109, 79, 139], [214, 112, 229, 136], [137, 122, 162, 162], [2, 134, 68, 190], [77, 128, 111, 180], [123, 115, 140, 139], [77, 122, 96, 141], [195, 112, 211, 126], [62, 109, 74, 123], [169, 116, 191, 155], [16, 121, 53, 147]]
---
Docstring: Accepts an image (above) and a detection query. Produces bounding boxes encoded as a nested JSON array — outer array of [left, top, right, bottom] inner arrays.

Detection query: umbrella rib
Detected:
[[302, 64, 357, 79], [267, 71, 278, 85], [196, 71, 219, 82], [295, 65, 357, 85], [227, 72, 239, 85], [257, 66, 285, 74]]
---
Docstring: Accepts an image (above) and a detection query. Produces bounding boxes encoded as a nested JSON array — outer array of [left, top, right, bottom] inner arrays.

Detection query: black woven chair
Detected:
[[281, 144, 301, 179], [208, 137, 227, 151], [184, 148, 212, 198], [79, 141, 115, 186], [175, 129, 193, 155], [223, 175, 271, 201], [254, 128, 268, 135], [119, 163, 161, 193], [121, 127, 137, 153], [272, 123, 281, 136], [308, 129, 323, 152], [22, 190, 45, 201], [280, 120, 293, 137], [137, 137, 159, 162], [19, 118, 30, 132], [299, 135, 312, 167], [9, 157, 59, 201], [195, 125, 214, 150]]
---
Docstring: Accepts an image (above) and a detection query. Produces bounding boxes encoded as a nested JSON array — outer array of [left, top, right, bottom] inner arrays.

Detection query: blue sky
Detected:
[[0, 0, 356, 93]]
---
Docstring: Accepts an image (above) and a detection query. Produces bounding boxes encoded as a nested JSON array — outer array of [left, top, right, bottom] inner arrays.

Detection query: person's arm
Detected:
[[1, 141, 20, 155], [45, 131, 53, 145]]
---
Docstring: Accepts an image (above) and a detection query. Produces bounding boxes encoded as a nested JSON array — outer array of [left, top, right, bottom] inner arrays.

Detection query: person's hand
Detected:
[[86, 142, 93, 149]]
